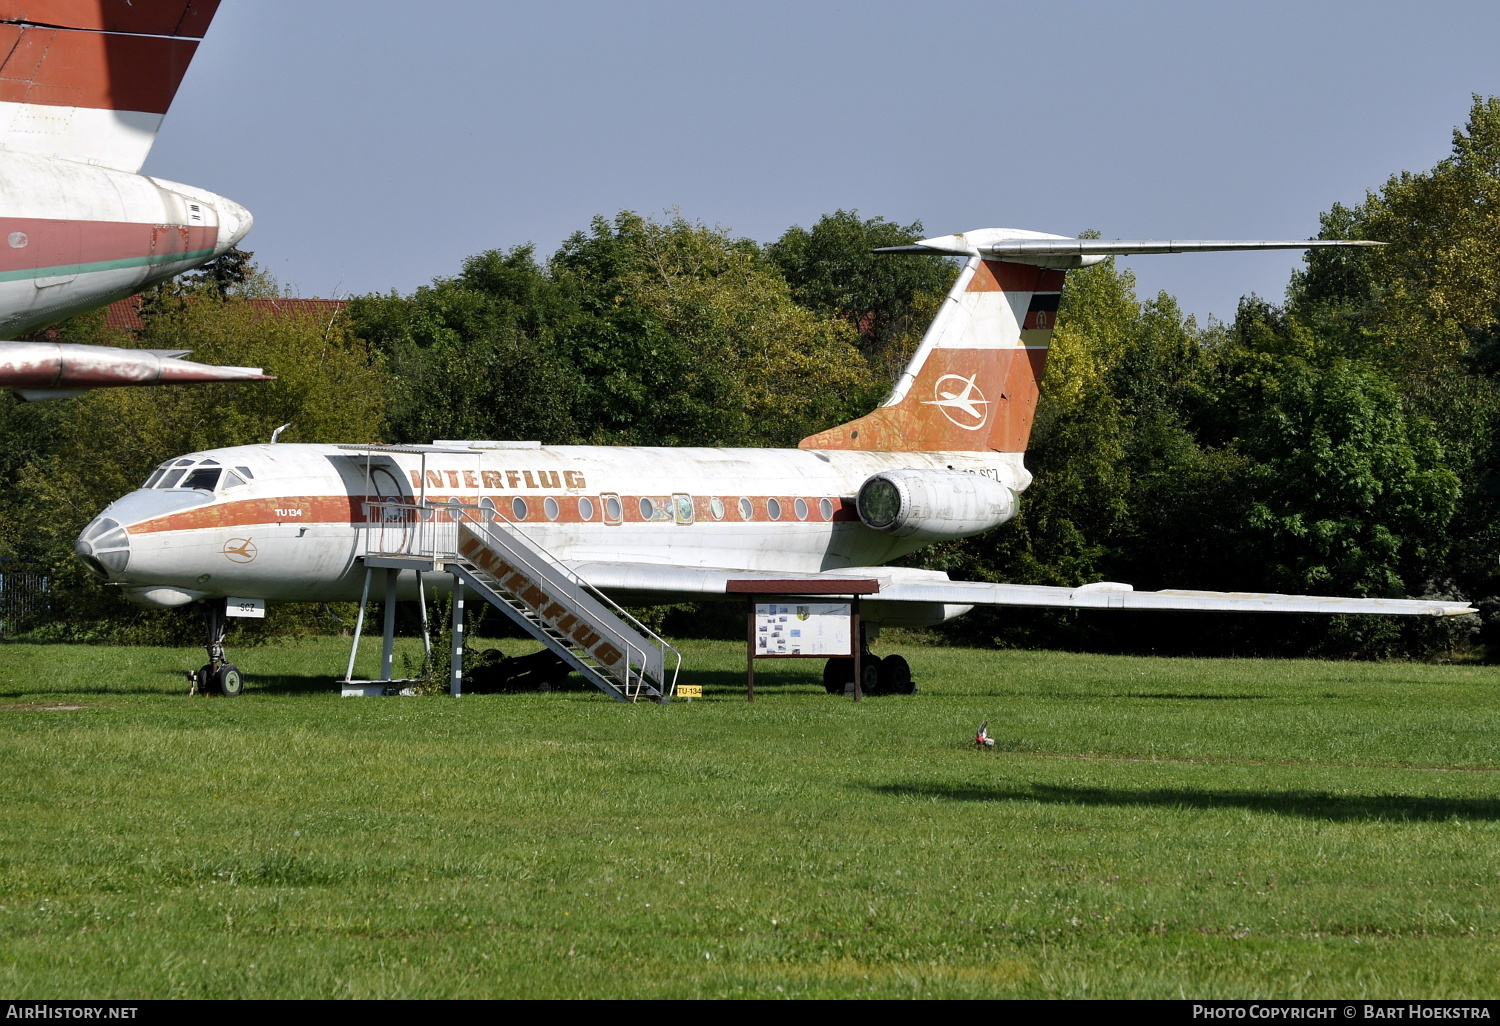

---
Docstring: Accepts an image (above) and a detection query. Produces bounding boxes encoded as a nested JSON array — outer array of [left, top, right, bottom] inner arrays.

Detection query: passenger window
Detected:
[[738, 497, 753, 521], [709, 497, 725, 521], [181, 468, 221, 491], [674, 493, 693, 525]]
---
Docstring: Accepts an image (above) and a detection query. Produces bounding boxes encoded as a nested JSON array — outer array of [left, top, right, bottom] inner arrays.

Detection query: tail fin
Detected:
[[800, 246, 1064, 453], [0, 0, 219, 173], [799, 228, 1387, 453]]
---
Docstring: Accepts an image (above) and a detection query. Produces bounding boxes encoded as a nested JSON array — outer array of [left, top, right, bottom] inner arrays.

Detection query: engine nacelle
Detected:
[[856, 469, 1018, 541]]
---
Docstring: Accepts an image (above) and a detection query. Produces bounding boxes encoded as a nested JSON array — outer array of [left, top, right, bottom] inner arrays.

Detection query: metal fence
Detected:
[[0, 571, 51, 637]]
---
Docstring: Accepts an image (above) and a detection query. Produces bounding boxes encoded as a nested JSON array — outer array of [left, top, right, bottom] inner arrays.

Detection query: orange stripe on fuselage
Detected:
[[127, 494, 860, 533], [129, 495, 365, 534]]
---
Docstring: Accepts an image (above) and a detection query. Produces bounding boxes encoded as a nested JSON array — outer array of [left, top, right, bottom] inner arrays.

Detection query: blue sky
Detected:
[[146, 0, 1500, 323]]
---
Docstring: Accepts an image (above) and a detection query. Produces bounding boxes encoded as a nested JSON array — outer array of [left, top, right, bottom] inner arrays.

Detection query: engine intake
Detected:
[[856, 469, 1018, 541]]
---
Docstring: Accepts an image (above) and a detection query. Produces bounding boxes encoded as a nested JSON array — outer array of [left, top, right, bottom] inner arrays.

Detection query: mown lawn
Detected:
[[0, 636, 1497, 998]]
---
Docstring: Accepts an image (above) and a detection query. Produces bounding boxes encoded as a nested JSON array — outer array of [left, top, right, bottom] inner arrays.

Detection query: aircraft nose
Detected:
[[214, 196, 254, 254], [75, 516, 131, 579]]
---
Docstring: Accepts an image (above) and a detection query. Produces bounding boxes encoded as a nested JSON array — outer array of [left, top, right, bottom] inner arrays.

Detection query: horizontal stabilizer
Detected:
[[878, 229, 1383, 268], [568, 561, 1475, 618]]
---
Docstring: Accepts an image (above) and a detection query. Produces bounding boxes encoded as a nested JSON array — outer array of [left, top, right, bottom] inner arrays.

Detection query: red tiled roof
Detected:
[[101, 295, 349, 334]]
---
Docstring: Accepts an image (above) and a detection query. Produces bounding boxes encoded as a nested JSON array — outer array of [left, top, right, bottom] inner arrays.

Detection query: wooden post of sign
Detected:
[[745, 597, 755, 703], [851, 595, 862, 703]]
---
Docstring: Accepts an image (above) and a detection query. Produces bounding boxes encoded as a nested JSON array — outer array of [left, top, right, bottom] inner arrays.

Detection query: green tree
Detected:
[[766, 210, 957, 382], [353, 211, 878, 450], [1289, 95, 1500, 651]]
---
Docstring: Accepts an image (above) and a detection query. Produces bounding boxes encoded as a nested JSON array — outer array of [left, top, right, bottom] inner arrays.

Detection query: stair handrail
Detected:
[[362, 498, 681, 698], [461, 506, 680, 700]]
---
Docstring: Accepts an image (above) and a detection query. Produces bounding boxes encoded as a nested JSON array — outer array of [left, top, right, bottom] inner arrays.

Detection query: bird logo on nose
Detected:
[[222, 537, 257, 563]]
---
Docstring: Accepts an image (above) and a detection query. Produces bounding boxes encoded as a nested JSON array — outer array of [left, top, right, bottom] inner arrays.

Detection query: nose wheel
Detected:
[[188, 598, 244, 696]]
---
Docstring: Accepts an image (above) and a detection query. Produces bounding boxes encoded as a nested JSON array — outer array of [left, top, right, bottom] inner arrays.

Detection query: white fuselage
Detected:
[[78, 443, 1030, 613], [0, 152, 251, 338]]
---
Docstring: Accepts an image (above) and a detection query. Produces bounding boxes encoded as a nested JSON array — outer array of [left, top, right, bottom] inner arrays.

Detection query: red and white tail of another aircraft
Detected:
[[75, 228, 1476, 625], [0, 0, 268, 399]]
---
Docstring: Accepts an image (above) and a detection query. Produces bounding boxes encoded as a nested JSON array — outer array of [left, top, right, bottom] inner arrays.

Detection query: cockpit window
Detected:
[[180, 468, 221, 491], [145, 458, 246, 491]]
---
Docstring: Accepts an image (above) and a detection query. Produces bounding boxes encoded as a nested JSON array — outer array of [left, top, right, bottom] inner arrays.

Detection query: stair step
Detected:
[[431, 520, 678, 703]]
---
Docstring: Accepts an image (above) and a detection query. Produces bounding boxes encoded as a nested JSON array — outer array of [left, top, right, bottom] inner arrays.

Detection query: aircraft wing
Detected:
[[567, 561, 1475, 617]]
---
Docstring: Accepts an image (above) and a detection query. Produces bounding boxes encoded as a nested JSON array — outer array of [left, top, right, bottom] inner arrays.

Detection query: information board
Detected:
[[753, 601, 852, 657]]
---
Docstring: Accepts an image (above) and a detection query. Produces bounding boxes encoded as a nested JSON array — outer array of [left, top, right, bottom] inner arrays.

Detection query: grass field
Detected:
[[1, 635, 1498, 999]]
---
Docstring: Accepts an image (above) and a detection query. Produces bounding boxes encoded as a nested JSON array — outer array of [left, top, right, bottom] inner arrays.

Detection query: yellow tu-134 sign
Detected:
[[676, 684, 703, 699]]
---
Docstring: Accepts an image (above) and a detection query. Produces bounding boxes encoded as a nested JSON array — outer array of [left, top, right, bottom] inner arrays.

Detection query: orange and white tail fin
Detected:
[[800, 239, 1066, 454], [800, 227, 1387, 455], [0, 0, 218, 173]]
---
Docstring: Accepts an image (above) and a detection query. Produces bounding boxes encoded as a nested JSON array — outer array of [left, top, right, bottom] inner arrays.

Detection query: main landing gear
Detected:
[[821, 628, 915, 697], [188, 598, 244, 697]]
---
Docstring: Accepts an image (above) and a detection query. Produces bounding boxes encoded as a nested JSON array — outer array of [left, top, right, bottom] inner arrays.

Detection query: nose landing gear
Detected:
[[187, 598, 244, 696]]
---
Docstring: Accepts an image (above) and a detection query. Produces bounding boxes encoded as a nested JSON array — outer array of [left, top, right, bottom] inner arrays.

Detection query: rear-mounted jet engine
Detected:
[[855, 469, 1018, 541]]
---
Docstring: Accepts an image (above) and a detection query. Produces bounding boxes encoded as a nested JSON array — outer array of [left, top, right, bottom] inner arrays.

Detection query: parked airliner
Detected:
[[75, 229, 1475, 693]]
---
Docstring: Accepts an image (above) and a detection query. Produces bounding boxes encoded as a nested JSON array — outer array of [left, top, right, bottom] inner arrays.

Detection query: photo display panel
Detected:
[[754, 602, 852, 657]]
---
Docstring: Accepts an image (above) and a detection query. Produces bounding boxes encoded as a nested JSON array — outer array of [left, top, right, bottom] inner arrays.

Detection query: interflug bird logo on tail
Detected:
[[924, 373, 991, 431], [799, 256, 1060, 453]]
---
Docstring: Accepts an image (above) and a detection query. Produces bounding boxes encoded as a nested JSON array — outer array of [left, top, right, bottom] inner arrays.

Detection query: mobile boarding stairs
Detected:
[[343, 499, 680, 703]]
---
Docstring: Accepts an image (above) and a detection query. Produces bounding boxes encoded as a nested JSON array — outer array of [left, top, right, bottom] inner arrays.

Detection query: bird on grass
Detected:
[[974, 721, 995, 748]]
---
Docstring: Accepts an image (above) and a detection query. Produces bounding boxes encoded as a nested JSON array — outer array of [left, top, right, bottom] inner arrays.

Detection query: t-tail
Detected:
[[799, 228, 1385, 455]]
